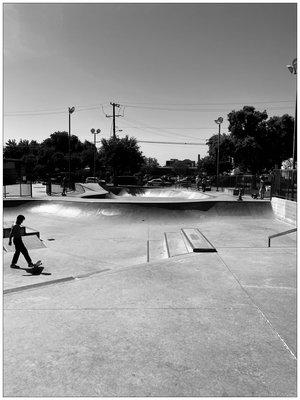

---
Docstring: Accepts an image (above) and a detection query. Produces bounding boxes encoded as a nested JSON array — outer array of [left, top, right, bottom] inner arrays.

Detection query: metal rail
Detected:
[[268, 228, 297, 247]]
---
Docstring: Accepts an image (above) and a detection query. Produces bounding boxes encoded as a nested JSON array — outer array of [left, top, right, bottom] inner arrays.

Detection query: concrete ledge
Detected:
[[271, 197, 297, 225]]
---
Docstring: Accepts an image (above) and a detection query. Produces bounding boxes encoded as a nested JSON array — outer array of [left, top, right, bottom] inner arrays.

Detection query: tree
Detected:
[[206, 134, 234, 174], [264, 114, 294, 169], [51, 152, 67, 171], [213, 106, 295, 173], [140, 157, 160, 175], [99, 136, 144, 176], [172, 160, 191, 176], [198, 156, 216, 176], [4, 139, 24, 159], [227, 106, 268, 173]]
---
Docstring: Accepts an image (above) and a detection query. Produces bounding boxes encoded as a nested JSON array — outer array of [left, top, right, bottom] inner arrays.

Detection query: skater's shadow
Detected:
[[14, 266, 52, 276]]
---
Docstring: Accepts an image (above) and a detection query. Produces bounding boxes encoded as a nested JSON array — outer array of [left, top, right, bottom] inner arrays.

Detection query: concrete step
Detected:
[[164, 231, 189, 258], [3, 235, 46, 252], [147, 239, 168, 262], [181, 228, 216, 252]]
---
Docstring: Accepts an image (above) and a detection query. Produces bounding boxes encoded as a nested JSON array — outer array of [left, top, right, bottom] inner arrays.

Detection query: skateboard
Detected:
[[27, 260, 44, 274]]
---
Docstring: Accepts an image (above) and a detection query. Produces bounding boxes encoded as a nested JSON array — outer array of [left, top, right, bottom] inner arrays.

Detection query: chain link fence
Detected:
[[270, 169, 297, 202], [3, 183, 33, 198]]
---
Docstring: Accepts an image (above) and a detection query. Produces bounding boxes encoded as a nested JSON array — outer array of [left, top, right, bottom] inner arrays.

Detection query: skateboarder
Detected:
[[8, 215, 34, 269]]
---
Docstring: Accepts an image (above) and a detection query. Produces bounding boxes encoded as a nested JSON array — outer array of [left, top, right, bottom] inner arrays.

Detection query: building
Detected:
[[165, 158, 196, 168]]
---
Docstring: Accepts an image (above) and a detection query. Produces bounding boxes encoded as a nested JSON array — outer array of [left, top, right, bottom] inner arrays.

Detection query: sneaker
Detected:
[[10, 264, 19, 269], [28, 263, 35, 268]]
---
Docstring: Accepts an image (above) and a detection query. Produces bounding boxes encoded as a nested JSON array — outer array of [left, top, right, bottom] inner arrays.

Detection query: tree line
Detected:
[[4, 106, 295, 183], [201, 106, 294, 175]]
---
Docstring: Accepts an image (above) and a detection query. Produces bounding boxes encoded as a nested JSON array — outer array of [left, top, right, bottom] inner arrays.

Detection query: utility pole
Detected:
[[105, 102, 122, 138], [91, 129, 101, 177], [286, 58, 297, 169], [68, 106, 75, 189], [214, 117, 223, 192]]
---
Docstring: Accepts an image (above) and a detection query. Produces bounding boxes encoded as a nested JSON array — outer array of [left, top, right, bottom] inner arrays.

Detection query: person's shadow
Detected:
[[12, 265, 51, 276]]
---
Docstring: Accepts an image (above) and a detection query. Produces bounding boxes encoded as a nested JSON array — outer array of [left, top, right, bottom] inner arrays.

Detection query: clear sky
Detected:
[[3, 2, 297, 165]]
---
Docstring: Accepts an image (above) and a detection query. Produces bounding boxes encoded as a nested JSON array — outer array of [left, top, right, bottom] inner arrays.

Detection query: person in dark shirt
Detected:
[[8, 215, 34, 269]]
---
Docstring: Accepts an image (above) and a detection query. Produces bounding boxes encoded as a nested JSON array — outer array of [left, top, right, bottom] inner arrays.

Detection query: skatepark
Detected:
[[3, 184, 297, 397]]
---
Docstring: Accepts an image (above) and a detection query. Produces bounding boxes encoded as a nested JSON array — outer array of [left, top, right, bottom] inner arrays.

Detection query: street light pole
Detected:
[[286, 58, 297, 169], [68, 106, 75, 188], [214, 117, 223, 191], [91, 128, 101, 177]]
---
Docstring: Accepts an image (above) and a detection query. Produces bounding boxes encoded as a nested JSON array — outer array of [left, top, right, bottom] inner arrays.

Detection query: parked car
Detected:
[[146, 178, 164, 187], [85, 177, 99, 183], [114, 176, 138, 186], [176, 177, 191, 187]]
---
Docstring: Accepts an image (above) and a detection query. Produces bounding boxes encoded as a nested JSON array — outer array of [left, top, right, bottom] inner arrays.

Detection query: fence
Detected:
[[3, 183, 33, 198], [216, 175, 259, 195], [270, 169, 297, 202]]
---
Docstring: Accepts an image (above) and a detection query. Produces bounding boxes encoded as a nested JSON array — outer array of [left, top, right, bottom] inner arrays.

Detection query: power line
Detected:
[[4, 99, 294, 116], [123, 126, 213, 130], [4, 104, 109, 117], [138, 140, 207, 145], [121, 100, 294, 106], [122, 104, 294, 112], [121, 116, 206, 141]]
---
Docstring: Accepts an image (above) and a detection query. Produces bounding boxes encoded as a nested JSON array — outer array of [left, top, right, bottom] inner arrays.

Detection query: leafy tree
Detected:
[[140, 157, 160, 175], [22, 154, 37, 181], [99, 136, 144, 175], [263, 114, 294, 169], [80, 140, 98, 171], [206, 134, 234, 174], [42, 131, 69, 153], [227, 106, 268, 173], [172, 160, 191, 176], [4, 139, 23, 159], [204, 106, 295, 174], [198, 156, 216, 176], [51, 152, 67, 171]]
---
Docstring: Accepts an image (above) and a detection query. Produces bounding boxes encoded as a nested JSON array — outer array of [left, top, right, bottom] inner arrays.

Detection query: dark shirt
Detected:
[[10, 224, 22, 239]]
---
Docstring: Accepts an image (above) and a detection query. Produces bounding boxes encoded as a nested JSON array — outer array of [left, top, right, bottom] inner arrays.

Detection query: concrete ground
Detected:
[[3, 187, 297, 397]]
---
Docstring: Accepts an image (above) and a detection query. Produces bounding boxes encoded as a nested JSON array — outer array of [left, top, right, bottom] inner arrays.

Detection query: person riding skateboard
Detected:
[[8, 214, 34, 269]]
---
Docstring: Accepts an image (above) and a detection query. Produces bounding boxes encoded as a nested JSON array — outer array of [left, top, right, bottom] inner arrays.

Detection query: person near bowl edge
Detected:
[[259, 175, 266, 199], [8, 214, 34, 269]]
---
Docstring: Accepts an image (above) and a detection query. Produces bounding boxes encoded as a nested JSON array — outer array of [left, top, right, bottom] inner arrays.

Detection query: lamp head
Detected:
[[215, 117, 223, 124], [287, 59, 297, 74], [68, 106, 75, 114], [96, 129, 101, 134], [91, 129, 95, 133]]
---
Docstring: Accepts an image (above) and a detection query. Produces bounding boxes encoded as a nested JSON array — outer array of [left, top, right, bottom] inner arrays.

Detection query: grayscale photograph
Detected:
[[3, 2, 297, 397]]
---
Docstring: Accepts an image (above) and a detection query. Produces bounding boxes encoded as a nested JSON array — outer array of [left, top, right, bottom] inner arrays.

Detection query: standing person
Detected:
[[195, 175, 200, 191], [259, 175, 266, 199], [8, 215, 34, 269], [61, 176, 67, 196], [201, 176, 207, 192]]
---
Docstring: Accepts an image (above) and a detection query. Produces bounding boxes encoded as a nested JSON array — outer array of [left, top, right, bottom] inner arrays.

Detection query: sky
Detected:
[[3, 2, 297, 166]]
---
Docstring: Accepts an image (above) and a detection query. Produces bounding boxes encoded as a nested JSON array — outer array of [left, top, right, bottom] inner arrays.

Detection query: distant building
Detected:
[[165, 158, 196, 167]]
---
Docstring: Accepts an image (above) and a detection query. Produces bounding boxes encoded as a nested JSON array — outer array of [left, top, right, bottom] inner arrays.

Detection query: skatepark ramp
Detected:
[[3, 221, 46, 252], [3, 198, 274, 219], [49, 183, 108, 198]]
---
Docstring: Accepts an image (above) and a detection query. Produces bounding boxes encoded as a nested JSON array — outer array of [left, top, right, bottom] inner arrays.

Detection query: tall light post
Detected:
[[91, 128, 101, 177], [68, 106, 75, 188], [214, 117, 223, 191], [286, 58, 297, 169]]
